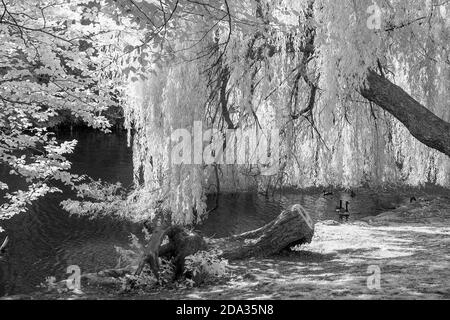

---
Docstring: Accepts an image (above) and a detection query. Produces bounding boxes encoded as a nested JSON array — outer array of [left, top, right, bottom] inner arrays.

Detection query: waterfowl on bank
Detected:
[[383, 203, 397, 210], [377, 199, 397, 210], [410, 196, 417, 203], [338, 201, 350, 222], [335, 200, 343, 212], [323, 189, 333, 196]]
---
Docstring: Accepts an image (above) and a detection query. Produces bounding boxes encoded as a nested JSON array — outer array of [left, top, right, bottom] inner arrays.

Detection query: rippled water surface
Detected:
[[0, 130, 447, 295], [0, 131, 137, 296]]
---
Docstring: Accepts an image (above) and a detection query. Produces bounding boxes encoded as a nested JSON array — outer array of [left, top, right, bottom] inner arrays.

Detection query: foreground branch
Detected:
[[360, 69, 450, 157], [0, 236, 8, 255]]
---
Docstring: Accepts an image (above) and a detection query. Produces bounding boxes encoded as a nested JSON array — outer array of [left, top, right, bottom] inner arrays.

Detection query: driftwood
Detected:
[[135, 204, 315, 279]]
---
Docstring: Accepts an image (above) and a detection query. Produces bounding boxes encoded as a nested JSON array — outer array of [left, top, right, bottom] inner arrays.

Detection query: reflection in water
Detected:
[[0, 130, 447, 296]]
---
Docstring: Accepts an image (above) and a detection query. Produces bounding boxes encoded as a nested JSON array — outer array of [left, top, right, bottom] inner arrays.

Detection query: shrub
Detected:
[[184, 249, 229, 286]]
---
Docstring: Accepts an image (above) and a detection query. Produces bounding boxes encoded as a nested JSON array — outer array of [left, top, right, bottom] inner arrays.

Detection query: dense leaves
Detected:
[[0, 0, 123, 227], [121, 0, 450, 224], [1, 0, 449, 228]]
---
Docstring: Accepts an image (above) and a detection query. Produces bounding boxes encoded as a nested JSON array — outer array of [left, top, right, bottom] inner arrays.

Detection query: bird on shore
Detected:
[[382, 203, 397, 210], [376, 199, 397, 210], [323, 189, 333, 196], [338, 201, 350, 222], [335, 200, 343, 212]]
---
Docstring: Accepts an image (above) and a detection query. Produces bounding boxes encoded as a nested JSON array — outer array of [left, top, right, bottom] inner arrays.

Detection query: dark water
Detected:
[[0, 130, 446, 296], [199, 189, 412, 238], [0, 131, 137, 296]]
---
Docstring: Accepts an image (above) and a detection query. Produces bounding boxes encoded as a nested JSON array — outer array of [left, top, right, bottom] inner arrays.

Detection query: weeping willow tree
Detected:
[[116, 0, 450, 225]]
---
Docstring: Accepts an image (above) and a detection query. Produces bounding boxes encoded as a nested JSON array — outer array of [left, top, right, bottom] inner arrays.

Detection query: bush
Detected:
[[184, 249, 229, 286]]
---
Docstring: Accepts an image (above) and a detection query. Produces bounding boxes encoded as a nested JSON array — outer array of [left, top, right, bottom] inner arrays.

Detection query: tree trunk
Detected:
[[360, 69, 450, 157], [208, 204, 315, 260], [135, 225, 208, 279], [0, 236, 8, 255], [134, 226, 168, 278], [136, 204, 315, 279]]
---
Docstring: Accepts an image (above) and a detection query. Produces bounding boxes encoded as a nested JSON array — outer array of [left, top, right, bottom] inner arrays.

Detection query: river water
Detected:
[[0, 130, 446, 296]]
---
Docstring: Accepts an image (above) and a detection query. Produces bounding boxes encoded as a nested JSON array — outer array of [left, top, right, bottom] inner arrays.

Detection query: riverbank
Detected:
[[2, 194, 449, 300], [162, 195, 449, 300]]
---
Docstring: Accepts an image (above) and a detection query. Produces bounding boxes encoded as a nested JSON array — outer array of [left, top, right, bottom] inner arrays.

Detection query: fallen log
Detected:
[[136, 204, 315, 279], [208, 204, 315, 260]]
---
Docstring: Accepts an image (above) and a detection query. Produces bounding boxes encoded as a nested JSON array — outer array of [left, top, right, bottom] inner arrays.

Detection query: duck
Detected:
[[338, 201, 350, 222], [382, 203, 397, 210], [323, 189, 333, 196], [377, 199, 396, 210], [410, 196, 417, 203], [335, 200, 343, 212]]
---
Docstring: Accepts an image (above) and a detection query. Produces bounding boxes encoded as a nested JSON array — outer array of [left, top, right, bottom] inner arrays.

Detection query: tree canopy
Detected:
[[1, 0, 449, 229]]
